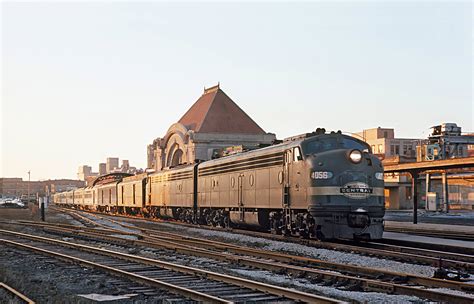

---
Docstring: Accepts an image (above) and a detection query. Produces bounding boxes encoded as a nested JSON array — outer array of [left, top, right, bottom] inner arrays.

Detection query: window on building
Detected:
[[403, 144, 408, 155], [395, 145, 400, 154], [378, 144, 383, 153], [371, 145, 376, 153], [390, 145, 395, 155], [406, 186, 412, 201], [384, 131, 388, 138]]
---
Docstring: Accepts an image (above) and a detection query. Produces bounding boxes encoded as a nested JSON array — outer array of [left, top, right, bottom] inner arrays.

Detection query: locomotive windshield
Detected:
[[302, 136, 370, 155]]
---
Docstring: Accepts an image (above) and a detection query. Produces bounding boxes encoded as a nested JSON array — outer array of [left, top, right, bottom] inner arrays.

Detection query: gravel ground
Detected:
[[0, 246, 171, 303], [0, 205, 80, 225], [0, 210, 175, 303], [137, 221, 438, 277], [3, 209, 472, 303], [230, 268, 421, 303], [57, 215, 455, 303], [86, 237, 419, 303], [0, 287, 23, 304], [0, 222, 418, 303]]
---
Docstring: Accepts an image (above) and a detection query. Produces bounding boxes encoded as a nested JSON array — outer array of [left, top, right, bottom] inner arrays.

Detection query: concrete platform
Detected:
[[385, 221, 474, 234], [384, 210, 474, 226], [383, 231, 474, 250]]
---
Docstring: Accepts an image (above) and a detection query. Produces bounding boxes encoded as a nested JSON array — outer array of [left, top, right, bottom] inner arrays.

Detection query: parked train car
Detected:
[[96, 182, 119, 212], [82, 187, 95, 209], [65, 190, 74, 205], [118, 173, 147, 214], [196, 142, 288, 229], [147, 165, 195, 221], [73, 188, 84, 206], [52, 192, 61, 204]]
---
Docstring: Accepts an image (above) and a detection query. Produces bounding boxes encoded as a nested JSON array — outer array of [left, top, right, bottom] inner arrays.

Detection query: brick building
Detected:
[[356, 127, 421, 159], [0, 178, 85, 198]]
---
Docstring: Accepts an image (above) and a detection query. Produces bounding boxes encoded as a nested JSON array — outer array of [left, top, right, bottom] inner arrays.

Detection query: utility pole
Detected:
[[27, 170, 31, 205]]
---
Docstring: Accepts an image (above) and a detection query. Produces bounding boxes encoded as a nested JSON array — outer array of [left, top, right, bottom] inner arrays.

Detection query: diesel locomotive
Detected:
[[54, 129, 385, 240]]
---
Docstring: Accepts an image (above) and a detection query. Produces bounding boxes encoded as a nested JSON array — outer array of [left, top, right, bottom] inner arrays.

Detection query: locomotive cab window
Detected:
[[293, 147, 302, 161], [303, 136, 370, 155]]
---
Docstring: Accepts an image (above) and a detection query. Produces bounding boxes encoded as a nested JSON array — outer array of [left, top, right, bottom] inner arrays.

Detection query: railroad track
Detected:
[[2, 221, 473, 303], [60, 207, 474, 270], [0, 229, 340, 303], [0, 283, 35, 304]]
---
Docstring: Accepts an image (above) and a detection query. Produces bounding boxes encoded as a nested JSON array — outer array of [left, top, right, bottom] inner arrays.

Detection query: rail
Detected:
[[2, 222, 474, 303], [0, 283, 35, 304], [0, 229, 340, 304]]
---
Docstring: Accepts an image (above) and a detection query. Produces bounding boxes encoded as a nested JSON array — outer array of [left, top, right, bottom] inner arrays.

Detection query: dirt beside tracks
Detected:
[[0, 204, 73, 223], [0, 246, 162, 303], [0, 207, 169, 303]]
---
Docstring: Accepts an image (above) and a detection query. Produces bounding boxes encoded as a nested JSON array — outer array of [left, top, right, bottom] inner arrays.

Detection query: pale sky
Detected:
[[1, 1, 472, 180]]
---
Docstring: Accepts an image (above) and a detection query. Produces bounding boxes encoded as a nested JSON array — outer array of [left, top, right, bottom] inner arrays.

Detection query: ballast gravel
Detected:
[[154, 222, 438, 277]]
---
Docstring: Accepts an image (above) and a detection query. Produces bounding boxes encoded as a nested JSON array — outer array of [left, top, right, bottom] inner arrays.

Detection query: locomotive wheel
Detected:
[[315, 226, 326, 241]]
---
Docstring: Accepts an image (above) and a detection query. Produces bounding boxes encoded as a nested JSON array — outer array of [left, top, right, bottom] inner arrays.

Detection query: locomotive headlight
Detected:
[[375, 172, 384, 180], [349, 149, 362, 163]]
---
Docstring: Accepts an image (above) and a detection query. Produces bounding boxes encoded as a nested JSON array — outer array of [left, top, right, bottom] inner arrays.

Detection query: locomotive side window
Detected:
[[293, 147, 302, 161]]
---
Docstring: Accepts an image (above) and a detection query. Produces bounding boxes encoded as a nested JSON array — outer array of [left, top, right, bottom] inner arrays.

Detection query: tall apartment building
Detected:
[[121, 160, 130, 172], [106, 157, 119, 173]]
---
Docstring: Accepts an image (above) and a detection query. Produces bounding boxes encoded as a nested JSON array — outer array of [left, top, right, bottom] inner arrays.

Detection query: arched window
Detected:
[[166, 142, 184, 167], [170, 149, 183, 166]]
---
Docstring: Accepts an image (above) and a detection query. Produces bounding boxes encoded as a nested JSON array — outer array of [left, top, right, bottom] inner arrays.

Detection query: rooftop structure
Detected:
[[178, 84, 266, 134], [147, 84, 275, 170]]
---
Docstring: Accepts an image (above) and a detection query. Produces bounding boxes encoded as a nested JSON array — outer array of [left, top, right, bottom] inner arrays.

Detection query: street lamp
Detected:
[[27, 170, 30, 205]]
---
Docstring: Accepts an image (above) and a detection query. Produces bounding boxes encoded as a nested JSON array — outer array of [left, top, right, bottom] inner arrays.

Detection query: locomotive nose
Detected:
[[310, 149, 372, 172]]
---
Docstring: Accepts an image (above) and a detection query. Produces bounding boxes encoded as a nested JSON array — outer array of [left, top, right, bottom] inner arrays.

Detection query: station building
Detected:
[[147, 84, 276, 171]]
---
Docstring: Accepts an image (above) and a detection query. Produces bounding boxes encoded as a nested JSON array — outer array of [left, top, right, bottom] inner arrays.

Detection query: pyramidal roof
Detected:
[[178, 85, 266, 134]]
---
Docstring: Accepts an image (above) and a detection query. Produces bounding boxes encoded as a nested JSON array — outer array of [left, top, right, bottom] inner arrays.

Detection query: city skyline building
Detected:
[[106, 157, 119, 173], [99, 163, 107, 176], [77, 165, 98, 181]]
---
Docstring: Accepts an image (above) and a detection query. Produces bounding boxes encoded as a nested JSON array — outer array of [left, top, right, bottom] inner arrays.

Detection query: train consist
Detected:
[[53, 129, 385, 240]]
